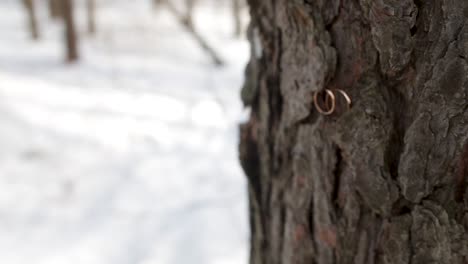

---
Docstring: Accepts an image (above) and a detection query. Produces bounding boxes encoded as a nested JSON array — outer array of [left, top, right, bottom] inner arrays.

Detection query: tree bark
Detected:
[[239, 1, 468, 264], [23, 0, 39, 40], [62, 0, 79, 62], [87, 0, 96, 35]]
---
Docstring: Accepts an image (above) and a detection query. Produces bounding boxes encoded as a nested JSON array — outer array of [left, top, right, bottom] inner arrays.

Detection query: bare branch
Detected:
[[162, 0, 225, 66]]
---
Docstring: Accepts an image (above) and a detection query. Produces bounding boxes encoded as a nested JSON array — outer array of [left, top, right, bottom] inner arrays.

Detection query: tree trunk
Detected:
[[152, 0, 164, 9], [62, 0, 79, 62], [49, 0, 62, 19], [239, 1, 468, 264], [23, 0, 39, 40], [185, 0, 196, 23], [87, 0, 96, 35], [232, 0, 242, 37]]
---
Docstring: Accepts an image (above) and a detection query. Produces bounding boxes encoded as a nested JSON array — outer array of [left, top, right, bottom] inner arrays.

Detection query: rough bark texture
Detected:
[[239, 0, 468, 264], [62, 0, 79, 62]]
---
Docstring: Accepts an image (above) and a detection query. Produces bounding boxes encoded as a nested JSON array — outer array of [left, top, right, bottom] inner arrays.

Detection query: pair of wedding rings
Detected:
[[313, 89, 352, 115]]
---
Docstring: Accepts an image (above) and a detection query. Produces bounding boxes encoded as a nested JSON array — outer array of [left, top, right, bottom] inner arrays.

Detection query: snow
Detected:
[[0, 0, 249, 263]]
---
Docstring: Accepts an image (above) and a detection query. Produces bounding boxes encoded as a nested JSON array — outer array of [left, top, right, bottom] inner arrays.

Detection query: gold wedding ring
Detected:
[[335, 89, 352, 110], [313, 89, 336, 115], [313, 89, 352, 115]]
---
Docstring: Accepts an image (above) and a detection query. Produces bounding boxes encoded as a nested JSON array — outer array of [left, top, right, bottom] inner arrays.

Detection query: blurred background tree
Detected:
[[49, 0, 61, 19], [22, 0, 39, 40], [21, 0, 246, 65], [1, 0, 250, 263], [87, 0, 96, 35], [62, 0, 79, 62]]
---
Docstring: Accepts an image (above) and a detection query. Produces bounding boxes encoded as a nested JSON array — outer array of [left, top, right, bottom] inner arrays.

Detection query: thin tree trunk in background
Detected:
[[49, 0, 62, 19], [240, 0, 468, 264], [232, 0, 242, 37], [87, 0, 96, 35], [163, 0, 224, 66], [152, 0, 163, 9], [62, 0, 79, 62], [23, 0, 39, 40], [185, 0, 196, 24]]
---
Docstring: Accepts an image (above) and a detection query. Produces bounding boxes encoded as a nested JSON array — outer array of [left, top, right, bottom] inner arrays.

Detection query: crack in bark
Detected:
[[331, 145, 343, 217], [408, 217, 414, 264], [307, 192, 317, 259], [325, 0, 342, 31], [456, 142, 468, 203]]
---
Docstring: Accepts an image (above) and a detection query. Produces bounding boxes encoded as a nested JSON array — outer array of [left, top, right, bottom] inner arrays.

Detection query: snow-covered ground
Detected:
[[0, 0, 249, 263]]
